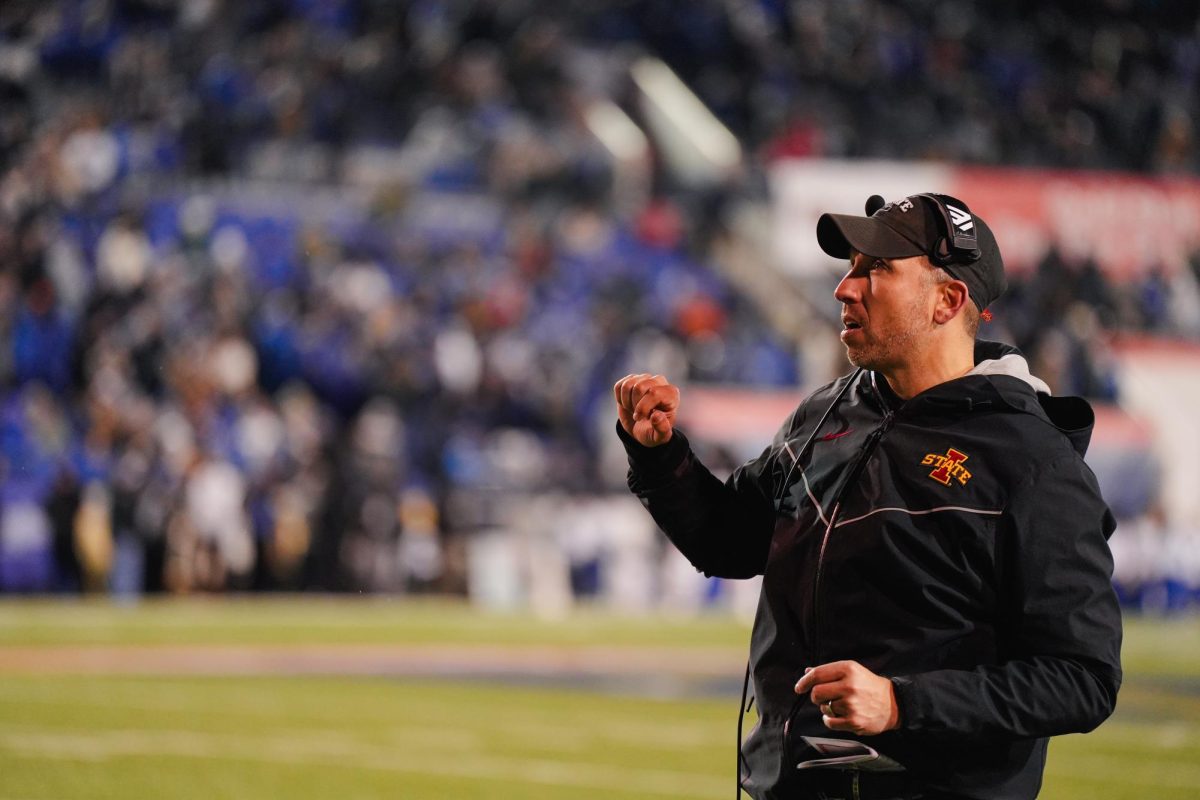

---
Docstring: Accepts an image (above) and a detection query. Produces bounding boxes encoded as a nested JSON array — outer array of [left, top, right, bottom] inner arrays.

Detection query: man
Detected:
[[614, 194, 1122, 800]]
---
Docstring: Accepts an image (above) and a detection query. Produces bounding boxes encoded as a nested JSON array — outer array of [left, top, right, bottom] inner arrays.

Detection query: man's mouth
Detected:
[[840, 318, 864, 343]]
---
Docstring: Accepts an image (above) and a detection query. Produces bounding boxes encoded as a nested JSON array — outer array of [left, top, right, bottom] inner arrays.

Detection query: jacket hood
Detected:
[[970, 341, 1051, 395], [878, 340, 1095, 456], [971, 340, 1094, 456]]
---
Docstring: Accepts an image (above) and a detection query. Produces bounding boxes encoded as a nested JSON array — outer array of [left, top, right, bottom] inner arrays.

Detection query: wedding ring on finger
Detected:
[[820, 701, 835, 716]]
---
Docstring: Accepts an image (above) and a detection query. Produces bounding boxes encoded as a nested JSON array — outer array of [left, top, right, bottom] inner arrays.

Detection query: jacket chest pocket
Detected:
[[874, 515, 1001, 616]]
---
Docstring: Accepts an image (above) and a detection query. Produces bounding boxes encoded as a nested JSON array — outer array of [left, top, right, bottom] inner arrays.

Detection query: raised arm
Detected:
[[614, 373, 778, 579]]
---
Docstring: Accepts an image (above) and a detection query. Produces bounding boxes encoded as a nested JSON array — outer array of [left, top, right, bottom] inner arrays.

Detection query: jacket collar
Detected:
[[864, 340, 1095, 456]]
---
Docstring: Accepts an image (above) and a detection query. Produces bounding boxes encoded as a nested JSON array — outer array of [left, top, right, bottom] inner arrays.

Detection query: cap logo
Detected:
[[878, 198, 915, 214], [946, 205, 974, 233]]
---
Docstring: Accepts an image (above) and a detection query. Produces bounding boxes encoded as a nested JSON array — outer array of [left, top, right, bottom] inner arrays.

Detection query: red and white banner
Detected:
[[771, 160, 1200, 281]]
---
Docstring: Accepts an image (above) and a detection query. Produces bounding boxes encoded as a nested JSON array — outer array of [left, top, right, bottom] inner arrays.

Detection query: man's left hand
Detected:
[[794, 660, 900, 736]]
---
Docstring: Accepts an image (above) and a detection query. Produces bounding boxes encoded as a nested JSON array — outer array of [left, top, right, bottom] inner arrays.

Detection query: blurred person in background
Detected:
[[615, 194, 1122, 799]]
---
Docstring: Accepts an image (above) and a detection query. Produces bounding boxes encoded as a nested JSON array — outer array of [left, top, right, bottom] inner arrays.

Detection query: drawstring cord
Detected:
[[736, 660, 751, 798]]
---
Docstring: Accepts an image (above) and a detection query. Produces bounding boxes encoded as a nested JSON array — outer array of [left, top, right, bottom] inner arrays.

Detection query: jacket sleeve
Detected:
[[618, 421, 781, 579], [891, 455, 1123, 739]]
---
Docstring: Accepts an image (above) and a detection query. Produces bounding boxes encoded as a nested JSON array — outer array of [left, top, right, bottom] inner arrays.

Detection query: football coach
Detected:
[[614, 193, 1122, 799]]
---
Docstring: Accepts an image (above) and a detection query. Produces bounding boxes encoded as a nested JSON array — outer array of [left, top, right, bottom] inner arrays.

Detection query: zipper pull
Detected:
[[865, 412, 894, 447]]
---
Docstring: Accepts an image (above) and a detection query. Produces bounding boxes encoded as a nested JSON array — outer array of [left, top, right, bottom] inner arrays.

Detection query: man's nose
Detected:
[[834, 272, 862, 304]]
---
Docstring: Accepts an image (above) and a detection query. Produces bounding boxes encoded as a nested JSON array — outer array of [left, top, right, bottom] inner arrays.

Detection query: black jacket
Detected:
[[621, 342, 1122, 800]]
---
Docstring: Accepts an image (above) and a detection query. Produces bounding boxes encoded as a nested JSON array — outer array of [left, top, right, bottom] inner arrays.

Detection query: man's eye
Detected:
[[870, 259, 886, 270]]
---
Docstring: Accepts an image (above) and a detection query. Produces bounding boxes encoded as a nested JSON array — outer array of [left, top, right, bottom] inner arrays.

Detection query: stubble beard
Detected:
[[844, 298, 936, 373]]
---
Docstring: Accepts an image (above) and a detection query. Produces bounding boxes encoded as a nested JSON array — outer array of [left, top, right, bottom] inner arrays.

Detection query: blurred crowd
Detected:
[[0, 0, 1197, 600], [714, 0, 1200, 173], [0, 0, 800, 596], [988, 246, 1200, 405]]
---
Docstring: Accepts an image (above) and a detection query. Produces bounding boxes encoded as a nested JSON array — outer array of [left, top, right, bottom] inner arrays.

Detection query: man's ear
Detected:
[[933, 279, 969, 325]]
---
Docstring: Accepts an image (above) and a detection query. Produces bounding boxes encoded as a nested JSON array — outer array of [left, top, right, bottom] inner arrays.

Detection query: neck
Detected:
[[880, 338, 975, 399]]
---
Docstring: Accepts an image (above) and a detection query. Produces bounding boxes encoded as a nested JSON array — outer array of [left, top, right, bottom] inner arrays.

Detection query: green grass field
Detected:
[[0, 599, 1197, 799]]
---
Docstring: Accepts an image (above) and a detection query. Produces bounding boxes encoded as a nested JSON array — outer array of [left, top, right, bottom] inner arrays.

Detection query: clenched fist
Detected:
[[613, 373, 680, 447]]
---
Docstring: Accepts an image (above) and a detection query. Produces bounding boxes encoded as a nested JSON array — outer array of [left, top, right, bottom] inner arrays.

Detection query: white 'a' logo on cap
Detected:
[[947, 205, 974, 232]]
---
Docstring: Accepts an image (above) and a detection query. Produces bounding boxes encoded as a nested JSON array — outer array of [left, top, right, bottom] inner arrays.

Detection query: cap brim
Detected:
[[816, 214, 925, 260]]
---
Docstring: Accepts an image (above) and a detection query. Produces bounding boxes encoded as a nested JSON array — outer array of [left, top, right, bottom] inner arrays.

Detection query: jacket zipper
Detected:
[[783, 376, 893, 743], [783, 409, 895, 743], [809, 408, 894, 663]]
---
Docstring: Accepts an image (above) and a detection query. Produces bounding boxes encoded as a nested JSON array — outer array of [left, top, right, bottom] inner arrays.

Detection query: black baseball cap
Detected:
[[816, 194, 1006, 312]]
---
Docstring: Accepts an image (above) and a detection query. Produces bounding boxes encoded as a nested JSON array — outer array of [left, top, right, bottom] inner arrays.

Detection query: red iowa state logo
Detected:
[[922, 448, 972, 486]]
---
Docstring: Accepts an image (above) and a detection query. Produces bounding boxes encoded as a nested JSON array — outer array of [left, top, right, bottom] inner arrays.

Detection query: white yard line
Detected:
[[1046, 753, 1200, 790], [0, 727, 726, 799], [0, 689, 726, 750], [0, 643, 742, 677], [1071, 719, 1200, 749]]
